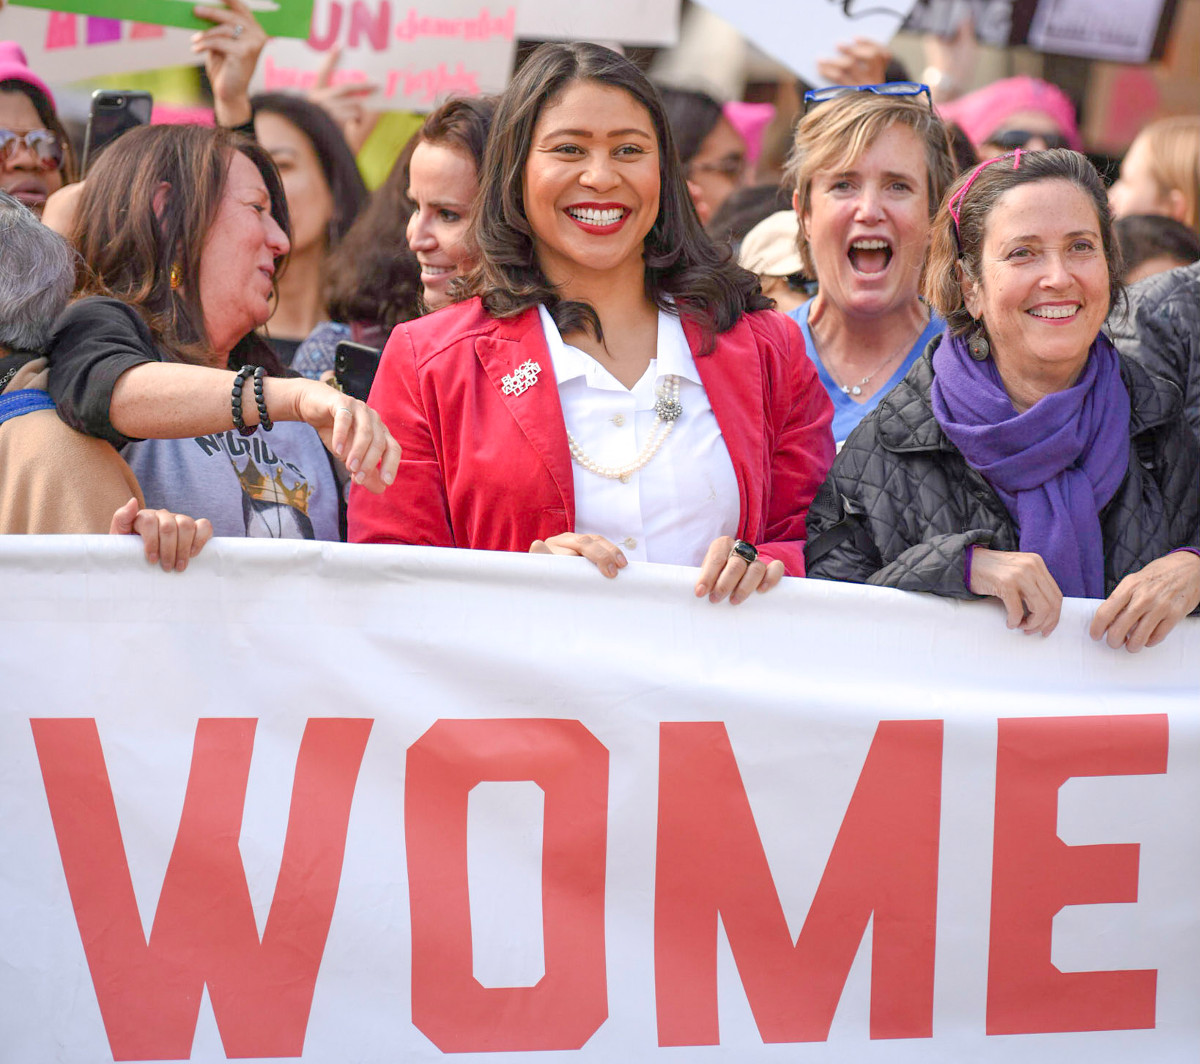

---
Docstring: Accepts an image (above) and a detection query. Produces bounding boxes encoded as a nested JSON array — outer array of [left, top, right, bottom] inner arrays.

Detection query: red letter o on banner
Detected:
[[406, 718, 609, 1052]]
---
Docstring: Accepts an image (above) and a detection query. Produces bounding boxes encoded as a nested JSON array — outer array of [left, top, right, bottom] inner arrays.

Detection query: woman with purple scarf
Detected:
[[805, 148, 1200, 652]]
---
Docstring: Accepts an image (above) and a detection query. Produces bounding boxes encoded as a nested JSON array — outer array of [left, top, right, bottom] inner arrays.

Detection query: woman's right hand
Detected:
[[529, 533, 628, 578], [968, 546, 1063, 636], [284, 379, 401, 492]]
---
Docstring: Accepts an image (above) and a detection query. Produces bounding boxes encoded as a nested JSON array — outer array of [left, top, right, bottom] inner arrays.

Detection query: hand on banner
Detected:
[[968, 547, 1063, 636], [1090, 551, 1200, 652], [192, 0, 268, 128], [529, 534, 628, 579], [815, 38, 892, 88], [309, 48, 380, 156], [288, 381, 401, 491], [695, 536, 784, 605], [110, 498, 213, 572]]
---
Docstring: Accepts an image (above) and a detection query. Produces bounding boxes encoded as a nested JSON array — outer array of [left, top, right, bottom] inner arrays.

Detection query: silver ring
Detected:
[[730, 539, 758, 565], [335, 406, 353, 417], [232, 22, 244, 38]]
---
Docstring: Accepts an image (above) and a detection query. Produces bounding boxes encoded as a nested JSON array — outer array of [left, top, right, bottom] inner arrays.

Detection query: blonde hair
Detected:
[[1139, 116, 1200, 235], [784, 92, 957, 276]]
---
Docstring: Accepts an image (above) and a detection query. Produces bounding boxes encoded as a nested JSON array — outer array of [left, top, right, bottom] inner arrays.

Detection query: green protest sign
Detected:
[[9, 0, 314, 39]]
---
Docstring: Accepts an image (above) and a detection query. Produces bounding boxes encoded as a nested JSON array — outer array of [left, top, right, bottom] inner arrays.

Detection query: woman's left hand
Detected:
[[110, 497, 213, 572], [695, 536, 785, 605], [1090, 551, 1200, 652], [192, 0, 268, 128]]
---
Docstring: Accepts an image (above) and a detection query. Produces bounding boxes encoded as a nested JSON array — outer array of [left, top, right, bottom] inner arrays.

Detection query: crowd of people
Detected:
[[2, 6, 1199, 650]]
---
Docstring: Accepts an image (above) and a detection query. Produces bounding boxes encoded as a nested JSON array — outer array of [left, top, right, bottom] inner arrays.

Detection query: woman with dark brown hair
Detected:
[[47, 123, 399, 540], [350, 43, 834, 604], [292, 96, 496, 382]]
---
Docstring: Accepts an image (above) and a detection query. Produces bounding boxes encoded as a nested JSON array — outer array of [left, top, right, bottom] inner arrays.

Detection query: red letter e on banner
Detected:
[[988, 714, 1167, 1035]]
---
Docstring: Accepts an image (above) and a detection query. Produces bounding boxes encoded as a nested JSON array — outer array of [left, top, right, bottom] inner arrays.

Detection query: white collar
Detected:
[[537, 304, 701, 390]]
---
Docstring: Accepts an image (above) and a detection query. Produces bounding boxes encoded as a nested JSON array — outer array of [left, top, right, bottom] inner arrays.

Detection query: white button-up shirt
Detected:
[[538, 305, 739, 566]]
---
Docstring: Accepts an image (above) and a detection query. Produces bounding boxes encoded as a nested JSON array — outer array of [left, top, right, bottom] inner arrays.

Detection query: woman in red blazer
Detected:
[[349, 42, 834, 605]]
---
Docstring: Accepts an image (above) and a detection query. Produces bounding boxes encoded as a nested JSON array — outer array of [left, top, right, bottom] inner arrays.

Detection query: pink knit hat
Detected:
[[939, 76, 1081, 152], [0, 42, 56, 112]]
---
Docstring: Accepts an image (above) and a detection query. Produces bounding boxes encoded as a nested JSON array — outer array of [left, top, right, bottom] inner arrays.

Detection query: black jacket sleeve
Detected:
[[47, 298, 161, 447]]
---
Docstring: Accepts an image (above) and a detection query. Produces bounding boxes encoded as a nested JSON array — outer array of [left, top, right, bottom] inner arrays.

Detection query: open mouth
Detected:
[[420, 264, 456, 279], [565, 205, 629, 232], [847, 237, 893, 275], [1026, 303, 1080, 321]]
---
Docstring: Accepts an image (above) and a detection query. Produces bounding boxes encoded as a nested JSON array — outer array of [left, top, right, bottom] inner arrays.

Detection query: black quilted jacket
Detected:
[[1109, 261, 1200, 443], [805, 334, 1200, 598]]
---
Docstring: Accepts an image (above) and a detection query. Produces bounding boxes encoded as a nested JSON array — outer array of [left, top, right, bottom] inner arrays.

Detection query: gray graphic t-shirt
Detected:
[[121, 423, 340, 540]]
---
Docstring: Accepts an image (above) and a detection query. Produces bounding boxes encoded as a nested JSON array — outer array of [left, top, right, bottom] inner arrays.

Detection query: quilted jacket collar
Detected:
[[876, 332, 1183, 454]]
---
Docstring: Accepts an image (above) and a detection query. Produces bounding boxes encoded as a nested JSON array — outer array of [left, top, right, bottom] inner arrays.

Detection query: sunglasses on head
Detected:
[[987, 129, 1072, 151], [0, 128, 64, 172], [803, 81, 933, 114]]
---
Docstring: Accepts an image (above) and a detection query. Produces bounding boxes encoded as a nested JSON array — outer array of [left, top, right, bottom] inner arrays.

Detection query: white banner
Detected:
[[2, 539, 1199, 1062]]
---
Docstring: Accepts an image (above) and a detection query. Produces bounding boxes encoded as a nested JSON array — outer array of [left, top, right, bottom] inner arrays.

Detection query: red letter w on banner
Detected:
[[655, 720, 942, 1045], [31, 717, 372, 1060]]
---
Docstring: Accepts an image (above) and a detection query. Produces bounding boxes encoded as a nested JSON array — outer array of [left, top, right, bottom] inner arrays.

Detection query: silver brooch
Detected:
[[501, 360, 542, 396], [654, 391, 683, 422]]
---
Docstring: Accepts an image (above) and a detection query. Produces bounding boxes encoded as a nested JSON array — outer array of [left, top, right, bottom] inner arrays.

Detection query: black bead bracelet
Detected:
[[231, 364, 256, 437], [252, 365, 273, 431]]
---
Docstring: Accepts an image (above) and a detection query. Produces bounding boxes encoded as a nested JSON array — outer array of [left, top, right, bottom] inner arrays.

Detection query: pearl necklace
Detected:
[[567, 375, 683, 483]]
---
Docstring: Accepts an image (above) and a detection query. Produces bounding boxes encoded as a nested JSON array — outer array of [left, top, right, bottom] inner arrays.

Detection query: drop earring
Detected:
[[169, 262, 183, 290], [967, 325, 990, 361]]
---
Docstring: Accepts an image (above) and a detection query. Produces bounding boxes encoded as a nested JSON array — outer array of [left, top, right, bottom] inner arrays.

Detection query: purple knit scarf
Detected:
[[930, 332, 1130, 599]]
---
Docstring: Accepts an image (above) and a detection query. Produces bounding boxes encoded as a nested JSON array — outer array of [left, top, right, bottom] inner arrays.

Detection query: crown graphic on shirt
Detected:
[[238, 458, 312, 514]]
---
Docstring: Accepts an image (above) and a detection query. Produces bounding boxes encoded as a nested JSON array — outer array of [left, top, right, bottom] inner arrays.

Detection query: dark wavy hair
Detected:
[[251, 92, 367, 248], [324, 95, 496, 330], [461, 42, 770, 348], [71, 123, 290, 373], [925, 147, 1124, 337]]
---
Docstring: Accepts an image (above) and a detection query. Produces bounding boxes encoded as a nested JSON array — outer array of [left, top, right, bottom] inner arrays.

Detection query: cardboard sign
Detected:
[[0, 7, 198, 81], [252, 0, 517, 111], [515, 0, 681, 46], [695, 0, 919, 86], [2, 540, 1200, 1062], [10, 0, 313, 38]]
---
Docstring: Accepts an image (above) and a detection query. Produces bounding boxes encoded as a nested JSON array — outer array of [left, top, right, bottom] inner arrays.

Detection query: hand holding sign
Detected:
[[308, 47, 379, 155], [192, 0, 268, 127]]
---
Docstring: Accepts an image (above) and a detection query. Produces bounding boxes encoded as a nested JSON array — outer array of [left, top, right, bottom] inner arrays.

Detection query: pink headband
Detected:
[[948, 148, 1023, 238]]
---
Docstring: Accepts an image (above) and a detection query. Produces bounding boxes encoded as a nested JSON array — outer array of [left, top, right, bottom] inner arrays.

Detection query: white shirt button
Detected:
[[611, 413, 626, 427], [623, 537, 637, 550]]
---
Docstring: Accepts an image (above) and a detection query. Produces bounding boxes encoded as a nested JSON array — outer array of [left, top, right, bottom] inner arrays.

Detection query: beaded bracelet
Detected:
[[231, 364, 256, 437], [252, 365, 273, 431]]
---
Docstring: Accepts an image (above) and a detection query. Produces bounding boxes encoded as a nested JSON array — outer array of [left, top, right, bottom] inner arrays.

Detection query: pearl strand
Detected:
[[567, 375, 682, 484]]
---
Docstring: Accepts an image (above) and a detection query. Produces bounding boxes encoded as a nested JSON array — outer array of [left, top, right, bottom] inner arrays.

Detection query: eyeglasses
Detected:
[[987, 129, 1072, 151], [687, 154, 747, 182], [0, 128, 64, 172], [803, 82, 932, 114]]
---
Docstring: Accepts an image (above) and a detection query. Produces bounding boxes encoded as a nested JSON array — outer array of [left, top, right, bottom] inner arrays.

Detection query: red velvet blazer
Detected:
[[348, 298, 834, 576]]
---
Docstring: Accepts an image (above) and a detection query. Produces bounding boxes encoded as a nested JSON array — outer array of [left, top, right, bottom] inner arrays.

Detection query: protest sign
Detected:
[[1024, 0, 1178, 63], [10, 0, 313, 38], [252, 0, 517, 110], [2, 539, 1199, 1062], [0, 7, 197, 82], [515, 0, 680, 46], [695, 0, 919, 86]]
